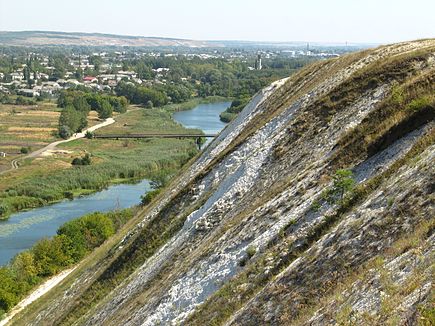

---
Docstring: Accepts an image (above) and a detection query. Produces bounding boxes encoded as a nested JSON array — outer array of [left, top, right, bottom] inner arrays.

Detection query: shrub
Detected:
[[20, 147, 30, 154], [71, 154, 92, 166], [59, 125, 72, 139], [320, 169, 356, 205], [246, 245, 257, 258], [332, 169, 355, 200], [219, 111, 237, 123], [58, 212, 115, 261], [407, 96, 433, 112], [0, 203, 10, 218], [141, 189, 161, 206]]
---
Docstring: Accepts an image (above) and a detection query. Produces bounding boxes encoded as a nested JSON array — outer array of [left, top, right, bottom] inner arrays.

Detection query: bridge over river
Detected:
[[93, 133, 217, 139]]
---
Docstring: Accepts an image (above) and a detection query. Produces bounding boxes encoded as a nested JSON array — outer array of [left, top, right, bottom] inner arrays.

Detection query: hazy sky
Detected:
[[0, 0, 434, 44]]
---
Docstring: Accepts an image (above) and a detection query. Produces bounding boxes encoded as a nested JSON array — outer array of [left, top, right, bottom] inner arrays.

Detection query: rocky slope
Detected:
[[10, 40, 434, 326]]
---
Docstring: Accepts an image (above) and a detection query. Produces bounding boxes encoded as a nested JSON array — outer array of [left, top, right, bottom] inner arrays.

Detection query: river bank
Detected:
[[0, 101, 229, 256], [0, 107, 200, 220], [0, 98, 231, 220], [0, 99, 230, 323]]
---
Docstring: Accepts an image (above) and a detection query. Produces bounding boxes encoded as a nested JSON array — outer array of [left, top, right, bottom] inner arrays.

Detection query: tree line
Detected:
[[0, 209, 134, 318], [57, 90, 128, 138]]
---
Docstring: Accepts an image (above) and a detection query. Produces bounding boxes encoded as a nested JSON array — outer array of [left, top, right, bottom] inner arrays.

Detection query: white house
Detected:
[[10, 72, 24, 81], [18, 89, 40, 97]]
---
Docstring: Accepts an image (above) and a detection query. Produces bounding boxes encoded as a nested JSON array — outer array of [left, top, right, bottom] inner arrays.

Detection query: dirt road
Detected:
[[0, 118, 115, 175]]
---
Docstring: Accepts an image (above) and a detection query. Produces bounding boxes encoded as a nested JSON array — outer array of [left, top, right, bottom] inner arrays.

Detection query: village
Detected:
[[0, 47, 340, 99], [0, 51, 170, 98]]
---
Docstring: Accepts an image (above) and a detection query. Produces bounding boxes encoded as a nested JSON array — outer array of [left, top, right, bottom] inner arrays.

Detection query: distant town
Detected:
[[0, 46, 344, 99]]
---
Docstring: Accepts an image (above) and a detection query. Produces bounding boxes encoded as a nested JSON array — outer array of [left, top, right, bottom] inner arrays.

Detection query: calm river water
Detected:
[[0, 101, 229, 265]]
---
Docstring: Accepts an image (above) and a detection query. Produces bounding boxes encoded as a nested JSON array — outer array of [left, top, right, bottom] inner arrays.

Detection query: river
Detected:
[[0, 101, 230, 265]]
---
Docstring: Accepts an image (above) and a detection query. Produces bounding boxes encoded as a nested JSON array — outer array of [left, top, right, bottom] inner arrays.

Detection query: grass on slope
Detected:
[[185, 46, 435, 325], [186, 125, 435, 326]]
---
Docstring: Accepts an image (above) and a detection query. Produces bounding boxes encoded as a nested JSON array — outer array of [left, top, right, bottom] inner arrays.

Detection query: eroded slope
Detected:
[[11, 39, 435, 326]]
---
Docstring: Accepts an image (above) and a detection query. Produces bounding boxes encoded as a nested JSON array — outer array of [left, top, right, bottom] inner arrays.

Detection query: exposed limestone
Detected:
[[10, 39, 435, 326]]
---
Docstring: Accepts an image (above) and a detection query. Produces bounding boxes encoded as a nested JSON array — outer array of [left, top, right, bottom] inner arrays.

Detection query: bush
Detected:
[[321, 169, 356, 205], [71, 154, 92, 166], [20, 147, 30, 154], [59, 125, 72, 139], [219, 111, 237, 123], [219, 97, 250, 122], [141, 189, 161, 206], [246, 245, 257, 258], [407, 96, 433, 112], [0, 203, 11, 218], [15, 96, 35, 106], [58, 212, 115, 261]]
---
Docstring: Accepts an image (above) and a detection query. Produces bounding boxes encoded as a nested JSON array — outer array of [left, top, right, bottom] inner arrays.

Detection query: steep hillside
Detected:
[[10, 40, 434, 326]]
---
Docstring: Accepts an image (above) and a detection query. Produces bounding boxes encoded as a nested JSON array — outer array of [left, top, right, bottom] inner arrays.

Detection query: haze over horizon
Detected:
[[0, 0, 434, 44]]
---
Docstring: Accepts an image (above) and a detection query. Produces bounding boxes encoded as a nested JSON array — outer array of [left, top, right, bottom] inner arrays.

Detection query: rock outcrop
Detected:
[[11, 40, 435, 326]]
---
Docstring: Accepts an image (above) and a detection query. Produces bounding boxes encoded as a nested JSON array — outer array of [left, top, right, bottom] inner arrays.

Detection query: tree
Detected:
[[59, 106, 87, 138], [331, 169, 355, 200], [108, 96, 128, 113], [58, 212, 115, 257], [72, 96, 91, 113], [97, 100, 113, 119], [89, 55, 103, 73], [0, 267, 19, 312], [32, 236, 73, 277], [11, 252, 38, 285], [74, 68, 83, 81], [71, 154, 91, 166], [59, 125, 72, 139]]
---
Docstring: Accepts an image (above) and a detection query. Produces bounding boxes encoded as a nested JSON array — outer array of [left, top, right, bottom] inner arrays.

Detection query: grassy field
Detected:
[[0, 103, 204, 219], [96, 107, 203, 135], [0, 101, 105, 173], [0, 102, 59, 172]]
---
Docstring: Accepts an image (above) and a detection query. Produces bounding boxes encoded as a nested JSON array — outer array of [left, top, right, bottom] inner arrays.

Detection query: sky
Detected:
[[0, 0, 434, 44]]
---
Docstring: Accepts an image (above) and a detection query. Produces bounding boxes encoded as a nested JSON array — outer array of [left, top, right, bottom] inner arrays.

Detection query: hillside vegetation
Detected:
[[7, 40, 435, 326]]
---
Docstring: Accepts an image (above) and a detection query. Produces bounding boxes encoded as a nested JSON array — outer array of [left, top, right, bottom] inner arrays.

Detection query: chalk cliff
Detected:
[[11, 39, 434, 326]]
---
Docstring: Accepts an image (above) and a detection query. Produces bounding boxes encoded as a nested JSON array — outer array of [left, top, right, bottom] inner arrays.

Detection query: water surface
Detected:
[[0, 179, 152, 265], [173, 101, 230, 135], [0, 101, 230, 265]]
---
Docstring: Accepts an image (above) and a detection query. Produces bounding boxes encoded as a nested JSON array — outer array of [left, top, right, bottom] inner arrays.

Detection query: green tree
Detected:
[[72, 96, 91, 113], [74, 68, 83, 81], [97, 100, 113, 119], [11, 252, 38, 286], [32, 236, 73, 277], [59, 106, 87, 138], [331, 169, 355, 200]]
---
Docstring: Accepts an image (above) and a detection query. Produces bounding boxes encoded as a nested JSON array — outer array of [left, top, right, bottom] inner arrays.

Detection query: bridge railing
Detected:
[[92, 133, 218, 139]]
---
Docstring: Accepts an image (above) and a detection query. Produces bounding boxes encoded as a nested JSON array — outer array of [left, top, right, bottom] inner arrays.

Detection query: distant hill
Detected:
[[0, 31, 214, 47]]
